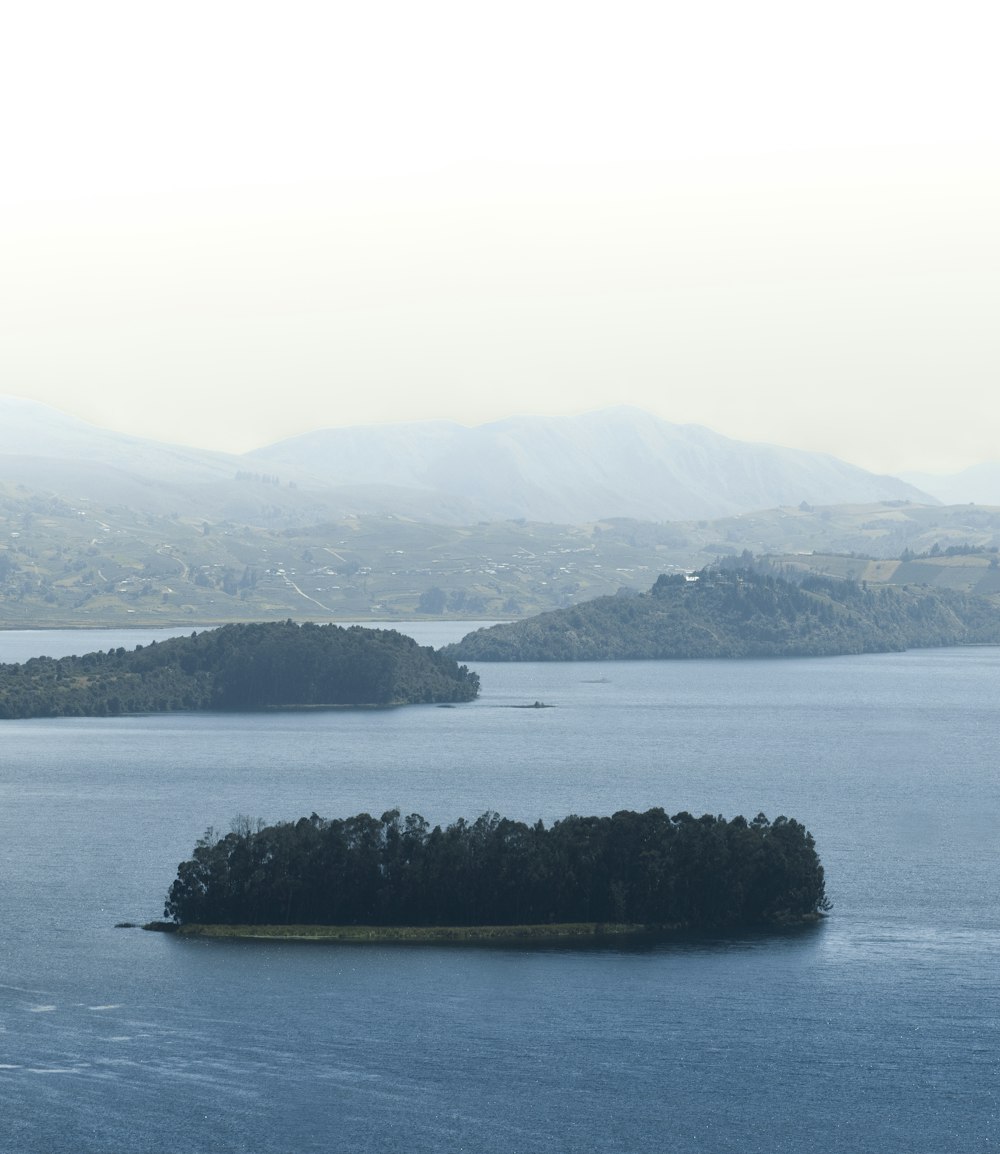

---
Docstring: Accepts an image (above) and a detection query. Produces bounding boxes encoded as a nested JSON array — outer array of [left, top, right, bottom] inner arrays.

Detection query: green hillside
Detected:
[[771, 547, 1000, 599], [3, 477, 1000, 628], [443, 566, 1000, 661], [0, 621, 479, 719]]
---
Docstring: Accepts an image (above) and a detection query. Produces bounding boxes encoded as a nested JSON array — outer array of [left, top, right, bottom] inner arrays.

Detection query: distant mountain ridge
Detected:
[[901, 463, 1000, 507], [0, 396, 237, 482], [0, 397, 406, 525], [2, 396, 932, 524], [245, 406, 932, 522]]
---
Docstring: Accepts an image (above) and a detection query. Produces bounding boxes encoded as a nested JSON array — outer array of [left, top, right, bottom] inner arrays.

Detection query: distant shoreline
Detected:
[[0, 615, 508, 633]]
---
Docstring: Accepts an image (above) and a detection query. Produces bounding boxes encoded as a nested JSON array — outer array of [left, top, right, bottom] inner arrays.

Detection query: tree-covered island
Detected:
[[0, 621, 479, 718], [159, 808, 830, 937], [442, 564, 1000, 661]]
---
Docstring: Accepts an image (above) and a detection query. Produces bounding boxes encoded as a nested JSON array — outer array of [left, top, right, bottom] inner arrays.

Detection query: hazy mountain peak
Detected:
[[0, 397, 939, 524], [247, 406, 935, 522], [901, 463, 1000, 506], [0, 393, 238, 476], [0, 395, 111, 449]]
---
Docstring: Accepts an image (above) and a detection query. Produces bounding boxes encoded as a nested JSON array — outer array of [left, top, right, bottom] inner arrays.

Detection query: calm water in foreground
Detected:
[[1, 626, 998, 1152]]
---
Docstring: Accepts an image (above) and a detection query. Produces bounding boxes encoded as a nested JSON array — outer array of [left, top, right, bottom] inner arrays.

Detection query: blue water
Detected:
[[1, 628, 998, 1151]]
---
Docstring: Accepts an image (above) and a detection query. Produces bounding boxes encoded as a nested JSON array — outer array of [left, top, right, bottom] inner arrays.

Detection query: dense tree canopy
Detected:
[[0, 621, 479, 718], [443, 565, 1000, 661], [164, 808, 829, 930]]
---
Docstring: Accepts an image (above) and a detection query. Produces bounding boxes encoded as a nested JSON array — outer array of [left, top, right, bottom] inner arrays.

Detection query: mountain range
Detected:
[[3, 396, 1000, 627], [249, 405, 938, 522], [1, 397, 935, 524]]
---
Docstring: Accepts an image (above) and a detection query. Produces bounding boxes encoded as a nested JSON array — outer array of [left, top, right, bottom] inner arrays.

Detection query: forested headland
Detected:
[[0, 621, 479, 718], [162, 808, 830, 932], [442, 564, 1000, 661]]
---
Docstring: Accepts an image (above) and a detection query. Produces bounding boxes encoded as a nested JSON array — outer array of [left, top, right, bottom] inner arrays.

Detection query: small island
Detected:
[[442, 563, 1000, 662], [0, 620, 479, 718], [158, 807, 830, 936]]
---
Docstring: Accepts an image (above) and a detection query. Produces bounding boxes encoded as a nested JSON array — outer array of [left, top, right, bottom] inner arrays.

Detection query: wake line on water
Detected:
[[0, 982, 49, 995]]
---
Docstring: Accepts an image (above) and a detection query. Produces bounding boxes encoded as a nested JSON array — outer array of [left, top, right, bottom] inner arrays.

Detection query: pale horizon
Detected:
[[2, 389, 985, 482], [4, 1, 998, 478]]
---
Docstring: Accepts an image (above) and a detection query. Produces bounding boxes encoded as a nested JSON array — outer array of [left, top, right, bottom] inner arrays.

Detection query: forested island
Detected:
[[442, 564, 1000, 661], [0, 621, 479, 718], [159, 807, 829, 935]]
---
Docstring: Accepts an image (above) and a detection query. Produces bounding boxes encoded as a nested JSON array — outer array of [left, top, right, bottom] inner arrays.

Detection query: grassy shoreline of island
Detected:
[[143, 921, 652, 942], [142, 915, 824, 943]]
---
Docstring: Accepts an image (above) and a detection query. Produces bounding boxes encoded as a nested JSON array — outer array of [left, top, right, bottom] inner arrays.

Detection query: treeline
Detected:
[[164, 808, 829, 930], [0, 621, 479, 718], [443, 565, 1000, 661]]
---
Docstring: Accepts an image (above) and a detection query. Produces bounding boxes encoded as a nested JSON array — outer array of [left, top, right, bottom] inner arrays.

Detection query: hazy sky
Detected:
[[3, 1, 998, 475]]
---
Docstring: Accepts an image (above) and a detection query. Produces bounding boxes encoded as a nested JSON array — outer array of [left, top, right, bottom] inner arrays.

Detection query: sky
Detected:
[[3, 0, 999, 476]]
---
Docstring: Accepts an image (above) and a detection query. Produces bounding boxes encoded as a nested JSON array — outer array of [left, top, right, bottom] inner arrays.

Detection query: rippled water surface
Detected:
[[1, 627, 998, 1151]]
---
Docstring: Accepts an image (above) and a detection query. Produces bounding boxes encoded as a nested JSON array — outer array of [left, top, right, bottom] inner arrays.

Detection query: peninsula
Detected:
[[442, 564, 1000, 661], [0, 620, 479, 718], [160, 807, 830, 934]]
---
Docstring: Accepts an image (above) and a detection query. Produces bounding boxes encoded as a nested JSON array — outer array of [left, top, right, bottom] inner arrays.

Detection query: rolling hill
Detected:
[[443, 566, 1000, 662]]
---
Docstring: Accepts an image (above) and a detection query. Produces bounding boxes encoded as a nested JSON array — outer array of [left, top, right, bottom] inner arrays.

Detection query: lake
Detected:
[[1, 625, 998, 1152]]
